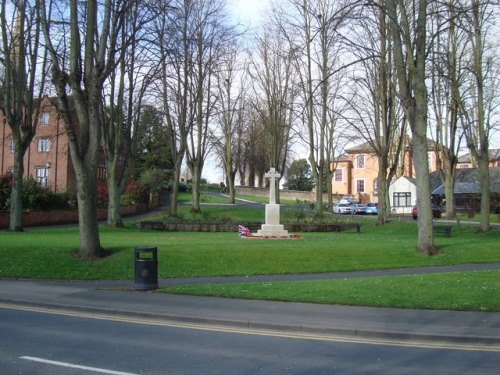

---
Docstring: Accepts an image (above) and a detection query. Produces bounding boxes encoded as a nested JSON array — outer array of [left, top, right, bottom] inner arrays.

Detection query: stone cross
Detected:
[[265, 167, 280, 204]]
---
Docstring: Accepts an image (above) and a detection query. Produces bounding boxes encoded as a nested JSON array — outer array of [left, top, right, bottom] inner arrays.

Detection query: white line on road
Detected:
[[20, 356, 139, 375]]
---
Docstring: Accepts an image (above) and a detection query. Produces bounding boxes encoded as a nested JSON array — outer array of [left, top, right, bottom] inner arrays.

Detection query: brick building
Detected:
[[456, 149, 500, 169], [331, 140, 440, 203], [0, 96, 106, 194]]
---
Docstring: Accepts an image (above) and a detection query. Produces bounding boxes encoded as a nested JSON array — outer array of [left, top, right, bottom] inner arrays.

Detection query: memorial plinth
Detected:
[[253, 168, 291, 238], [256, 204, 290, 237]]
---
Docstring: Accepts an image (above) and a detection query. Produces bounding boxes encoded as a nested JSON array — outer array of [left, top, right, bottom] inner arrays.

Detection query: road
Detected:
[[1, 306, 499, 375]]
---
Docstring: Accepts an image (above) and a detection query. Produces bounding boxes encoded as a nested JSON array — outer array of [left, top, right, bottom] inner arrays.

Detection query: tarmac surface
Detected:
[[2, 193, 500, 349]]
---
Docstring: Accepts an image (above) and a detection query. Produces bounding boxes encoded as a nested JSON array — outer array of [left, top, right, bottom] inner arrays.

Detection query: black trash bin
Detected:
[[134, 246, 158, 290]]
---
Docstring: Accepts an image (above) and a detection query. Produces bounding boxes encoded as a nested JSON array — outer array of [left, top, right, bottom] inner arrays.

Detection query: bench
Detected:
[[140, 221, 165, 231], [333, 223, 361, 233], [433, 225, 452, 237]]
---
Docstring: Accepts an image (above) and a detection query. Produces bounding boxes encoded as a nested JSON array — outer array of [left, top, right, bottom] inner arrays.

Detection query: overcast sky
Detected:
[[226, 0, 270, 29], [202, 0, 272, 183]]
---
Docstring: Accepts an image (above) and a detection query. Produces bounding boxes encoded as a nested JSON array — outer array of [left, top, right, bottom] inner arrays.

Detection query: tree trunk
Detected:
[[75, 162, 102, 258], [228, 170, 236, 204], [376, 159, 389, 225], [477, 157, 490, 231], [9, 146, 24, 232], [327, 171, 333, 214], [442, 159, 456, 218], [169, 161, 183, 217], [190, 164, 201, 213], [412, 135, 436, 255], [107, 169, 123, 227], [388, 0, 435, 255]]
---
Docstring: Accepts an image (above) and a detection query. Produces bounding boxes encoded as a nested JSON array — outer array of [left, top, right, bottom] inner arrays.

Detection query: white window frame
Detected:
[[39, 112, 49, 125], [393, 192, 411, 207], [356, 154, 365, 169], [35, 167, 49, 187], [37, 138, 51, 152], [334, 169, 343, 182], [356, 178, 365, 193]]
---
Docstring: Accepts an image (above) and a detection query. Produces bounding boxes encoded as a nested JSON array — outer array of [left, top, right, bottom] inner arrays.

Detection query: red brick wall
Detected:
[[0, 202, 153, 229]]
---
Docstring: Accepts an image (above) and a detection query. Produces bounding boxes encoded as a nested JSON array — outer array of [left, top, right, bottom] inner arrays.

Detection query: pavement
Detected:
[[1, 263, 500, 349]]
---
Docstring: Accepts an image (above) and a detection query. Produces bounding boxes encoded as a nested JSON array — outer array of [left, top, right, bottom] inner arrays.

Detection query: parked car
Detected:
[[353, 204, 367, 214], [365, 203, 378, 215], [339, 196, 355, 205], [412, 205, 441, 219], [333, 203, 354, 214]]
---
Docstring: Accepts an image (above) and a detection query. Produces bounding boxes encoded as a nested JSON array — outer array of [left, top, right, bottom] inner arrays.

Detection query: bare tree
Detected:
[[458, 0, 499, 232], [0, 0, 46, 231], [248, 29, 296, 201], [154, 0, 234, 215], [101, 1, 157, 227], [428, 0, 466, 218], [153, 0, 191, 217], [185, 0, 235, 213], [240, 107, 267, 187], [387, 0, 436, 255], [345, 4, 406, 224], [39, 0, 134, 258], [274, 0, 352, 212], [213, 44, 246, 203]]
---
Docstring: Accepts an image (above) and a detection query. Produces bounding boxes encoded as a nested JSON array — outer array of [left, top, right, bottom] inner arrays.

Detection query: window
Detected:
[[373, 178, 378, 195], [428, 152, 433, 170], [393, 192, 411, 207], [97, 160, 107, 180], [39, 112, 49, 125], [356, 179, 365, 193], [356, 154, 365, 169], [35, 167, 49, 187], [334, 169, 343, 182], [37, 138, 51, 152], [9, 139, 15, 154]]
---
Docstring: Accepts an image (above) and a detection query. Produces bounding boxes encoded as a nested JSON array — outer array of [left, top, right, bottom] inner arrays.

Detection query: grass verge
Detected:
[[162, 270, 500, 312]]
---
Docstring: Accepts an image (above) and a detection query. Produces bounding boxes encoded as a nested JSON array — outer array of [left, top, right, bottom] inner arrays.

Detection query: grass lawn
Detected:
[[1, 214, 499, 311], [163, 270, 500, 312]]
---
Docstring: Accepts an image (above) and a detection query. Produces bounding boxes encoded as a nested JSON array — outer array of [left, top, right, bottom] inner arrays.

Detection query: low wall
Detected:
[[0, 202, 154, 229], [235, 186, 330, 202]]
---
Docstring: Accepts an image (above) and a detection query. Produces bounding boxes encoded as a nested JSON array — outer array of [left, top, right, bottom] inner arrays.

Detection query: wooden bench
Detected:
[[333, 223, 361, 233], [433, 225, 452, 237], [140, 221, 165, 231]]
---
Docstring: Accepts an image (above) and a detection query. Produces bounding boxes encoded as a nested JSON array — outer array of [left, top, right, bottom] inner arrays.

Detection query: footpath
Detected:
[[1, 263, 500, 349]]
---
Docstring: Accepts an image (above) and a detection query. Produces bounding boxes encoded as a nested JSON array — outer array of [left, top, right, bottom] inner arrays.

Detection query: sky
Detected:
[[201, 0, 500, 183], [201, 0, 270, 183], [226, 0, 270, 30]]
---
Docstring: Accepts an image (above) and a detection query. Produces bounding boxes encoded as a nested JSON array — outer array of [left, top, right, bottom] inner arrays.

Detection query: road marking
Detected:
[[3, 302, 500, 353], [20, 356, 138, 375]]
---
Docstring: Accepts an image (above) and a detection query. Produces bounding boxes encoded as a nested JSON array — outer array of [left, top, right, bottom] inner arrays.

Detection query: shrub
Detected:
[[0, 173, 12, 210], [20, 178, 72, 211], [96, 185, 108, 208], [126, 180, 150, 204], [140, 168, 164, 193]]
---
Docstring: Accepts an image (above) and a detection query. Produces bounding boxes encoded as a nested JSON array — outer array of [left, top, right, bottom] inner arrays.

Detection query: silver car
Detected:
[[333, 203, 354, 214], [353, 204, 367, 214]]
